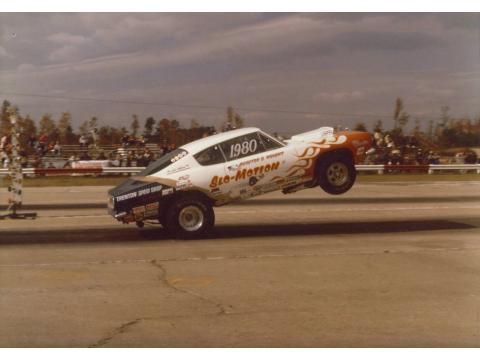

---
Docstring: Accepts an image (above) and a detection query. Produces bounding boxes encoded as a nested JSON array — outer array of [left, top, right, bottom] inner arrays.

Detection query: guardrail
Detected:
[[0, 167, 145, 176], [0, 164, 479, 176], [355, 164, 480, 174]]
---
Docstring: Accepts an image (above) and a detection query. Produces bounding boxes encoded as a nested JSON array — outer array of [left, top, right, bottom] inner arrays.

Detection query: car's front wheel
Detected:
[[316, 153, 356, 195], [164, 194, 215, 239]]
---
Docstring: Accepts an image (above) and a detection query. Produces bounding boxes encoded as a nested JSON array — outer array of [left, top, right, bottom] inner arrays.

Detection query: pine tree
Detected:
[[39, 113, 57, 140], [354, 122, 367, 131], [58, 112, 75, 144], [1, 100, 12, 135], [143, 116, 155, 138], [131, 114, 139, 136]]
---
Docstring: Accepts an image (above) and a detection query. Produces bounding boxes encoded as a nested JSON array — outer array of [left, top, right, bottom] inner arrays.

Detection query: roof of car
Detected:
[[181, 127, 261, 154]]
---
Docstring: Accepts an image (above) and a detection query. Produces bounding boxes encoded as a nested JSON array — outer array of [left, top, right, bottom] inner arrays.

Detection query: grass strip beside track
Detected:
[[0, 173, 478, 187]]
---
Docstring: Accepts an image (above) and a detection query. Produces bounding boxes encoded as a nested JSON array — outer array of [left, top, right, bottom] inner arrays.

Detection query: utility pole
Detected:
[[0, 108, 36, 219]]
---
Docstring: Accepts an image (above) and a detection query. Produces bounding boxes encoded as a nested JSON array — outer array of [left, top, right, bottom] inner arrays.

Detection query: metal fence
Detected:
[[1, 164, 479, 176]]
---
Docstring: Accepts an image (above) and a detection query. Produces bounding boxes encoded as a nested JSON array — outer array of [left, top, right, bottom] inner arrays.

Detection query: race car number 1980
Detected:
[[230, 139, 257, 159]]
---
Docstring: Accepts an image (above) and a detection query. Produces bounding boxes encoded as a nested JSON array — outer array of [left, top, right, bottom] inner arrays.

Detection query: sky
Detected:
[[0, 13, 479, 135]]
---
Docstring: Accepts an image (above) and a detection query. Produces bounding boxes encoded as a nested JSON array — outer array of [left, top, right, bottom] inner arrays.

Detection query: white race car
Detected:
[[108, 126, 372, 237]]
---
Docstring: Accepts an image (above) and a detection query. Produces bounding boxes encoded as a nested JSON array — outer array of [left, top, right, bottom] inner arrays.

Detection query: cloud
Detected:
[[0, 13, 478, 132], [333, 31, 445, 51], [0, 45, 10, 58], [314, 91, 366, 103], [47, 32, 89, 45]]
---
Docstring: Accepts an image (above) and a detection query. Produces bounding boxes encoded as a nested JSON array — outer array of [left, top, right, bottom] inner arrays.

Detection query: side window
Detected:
[[194, 145, 225, 166], [257, 132, 283, 151], [220, 133, 265, 161]]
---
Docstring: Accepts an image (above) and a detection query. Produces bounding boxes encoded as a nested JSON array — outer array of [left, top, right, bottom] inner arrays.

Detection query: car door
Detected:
[[219, 131, 289, 199], [192, 144, 228, 199]]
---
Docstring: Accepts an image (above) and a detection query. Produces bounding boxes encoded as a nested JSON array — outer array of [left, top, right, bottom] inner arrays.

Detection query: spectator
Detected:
[[127, 134, 136, 147], [136, 151, 145, 167], [64, 155, 76, 168], [31, 155, 42, 168], [455, 152, 465, 164], [1, 149, 8, 168], [47, 142, 55, 153], [53, 141, 62, 156], [0, 134, 8, 150], [373, 128, 384, 148], [160, 143, 169, 155], [28, 135, 37, 149], [143, 148, 153, 165], [389, 148, 402, 165], [126, 150, 135, 167], [121, 134, 129, 148], [79, 134, 88, 148], [464, 150, 478, 164], [38, 134, 48, 154], [427, 151, 440, 165], [166, 144, 176, 153], [19, 148, 28, 168]]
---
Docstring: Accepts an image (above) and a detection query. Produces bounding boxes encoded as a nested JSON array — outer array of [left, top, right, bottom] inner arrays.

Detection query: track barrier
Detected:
[[1, 164, 479, 177]]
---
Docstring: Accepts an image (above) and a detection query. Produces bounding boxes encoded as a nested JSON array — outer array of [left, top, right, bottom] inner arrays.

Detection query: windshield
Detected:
[[137, 148, 188, 176]]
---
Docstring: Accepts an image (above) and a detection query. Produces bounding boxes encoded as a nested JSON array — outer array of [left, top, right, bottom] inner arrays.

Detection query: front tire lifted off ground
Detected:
[[164, 193, 215, 239]]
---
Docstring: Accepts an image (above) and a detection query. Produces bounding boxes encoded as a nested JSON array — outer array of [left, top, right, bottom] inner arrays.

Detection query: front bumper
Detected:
[[107, 193, 165, 224]]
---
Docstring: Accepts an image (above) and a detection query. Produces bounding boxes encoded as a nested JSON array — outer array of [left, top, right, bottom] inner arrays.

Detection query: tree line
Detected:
[[0, 101, 248, 151], [1, 98, 479, 152]]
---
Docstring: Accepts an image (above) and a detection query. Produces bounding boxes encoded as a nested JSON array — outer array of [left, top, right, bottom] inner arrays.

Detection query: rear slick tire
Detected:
[[317, 154, 356, 195]]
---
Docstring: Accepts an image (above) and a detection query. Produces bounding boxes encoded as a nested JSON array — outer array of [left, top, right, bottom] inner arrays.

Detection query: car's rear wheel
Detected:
[[317, 153, 356, 195], [164, 194, 215, 238]]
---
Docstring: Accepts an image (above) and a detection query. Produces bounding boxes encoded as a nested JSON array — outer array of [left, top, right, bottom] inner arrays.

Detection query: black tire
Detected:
[[164, 194, 215, 239], [316, 153, 356, 195]]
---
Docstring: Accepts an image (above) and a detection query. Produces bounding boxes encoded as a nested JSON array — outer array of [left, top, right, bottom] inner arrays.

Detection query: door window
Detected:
[[194, 144, 226, 166], [257, 132, 284, 151]]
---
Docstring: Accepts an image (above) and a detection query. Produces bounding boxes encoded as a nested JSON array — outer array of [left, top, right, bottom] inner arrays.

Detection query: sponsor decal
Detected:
[[116, 191, 137, 202], [132, 205, 145, 214], [176, 180, 192, 190], [115, 184, 163, 202], [209, 161, 280, 188], [178, 174, 190, 181], [237, 152, 284, 168], [162, 188, 174, 196], [171, 150, 188, 163], [146, 202, 159, 211], [166, 164, 190, 175], [144, 210, 158, 218], [265, 151, 284, 159]]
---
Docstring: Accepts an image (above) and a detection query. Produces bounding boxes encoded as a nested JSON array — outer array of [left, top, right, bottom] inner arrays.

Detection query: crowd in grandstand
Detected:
[[1, 127, 479, 170], [1, 130, 180, 169], [363, 128, 479, 165]]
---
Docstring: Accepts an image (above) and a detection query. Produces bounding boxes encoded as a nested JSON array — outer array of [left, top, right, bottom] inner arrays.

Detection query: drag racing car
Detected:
[[108, 126, 372, 238]]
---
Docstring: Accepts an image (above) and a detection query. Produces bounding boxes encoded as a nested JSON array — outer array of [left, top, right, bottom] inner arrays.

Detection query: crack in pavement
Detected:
[[89, 318, 145, 348], [150, 259, 233, 316]]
